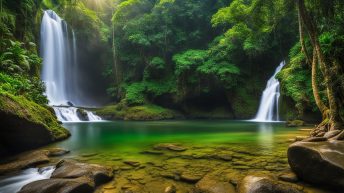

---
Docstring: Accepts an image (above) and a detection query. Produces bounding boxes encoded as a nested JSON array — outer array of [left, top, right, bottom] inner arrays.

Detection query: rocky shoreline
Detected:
[[1, 129, 343, 193]]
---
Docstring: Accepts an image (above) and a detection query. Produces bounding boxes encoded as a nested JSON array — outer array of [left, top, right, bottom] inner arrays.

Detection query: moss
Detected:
[[0, 93, 70, 140], [95, 102, 180, 121], [286, 120, 305, 127], [125, 105, 178, 121]]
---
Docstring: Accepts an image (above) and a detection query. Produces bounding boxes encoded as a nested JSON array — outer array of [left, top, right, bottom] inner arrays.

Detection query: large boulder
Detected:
[[288, 140, 344, 189], [237, 174, 302, 193], [18, 160, 113, 193], [0, 94, 70, 155]]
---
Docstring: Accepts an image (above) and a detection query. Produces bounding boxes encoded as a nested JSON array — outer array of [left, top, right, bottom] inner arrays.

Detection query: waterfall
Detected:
[[40, 10, 101, 122], [252, 61, 285, 122], [0, 166, 54, 193], [53, 107, 102, 122]]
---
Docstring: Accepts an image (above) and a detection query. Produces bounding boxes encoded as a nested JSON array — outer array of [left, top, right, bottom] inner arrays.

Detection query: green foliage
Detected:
[[277, 43, 319, 116], [0, 40, 41, 74], [0, 72, 48, 105], [144, 57, 166, 79], [124, 77, 177, 105], [125, 82, 146, 105], [95, 103, 178, 121]]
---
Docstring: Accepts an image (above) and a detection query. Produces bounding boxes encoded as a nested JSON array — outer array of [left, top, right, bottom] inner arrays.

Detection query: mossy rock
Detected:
[[286, 120, 305, 127], [0, 93, 70, 155], [95, 103, 180, 121]]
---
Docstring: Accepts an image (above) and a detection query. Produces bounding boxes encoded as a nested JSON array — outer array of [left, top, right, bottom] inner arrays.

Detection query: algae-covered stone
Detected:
[[238, 174, 302, 193], [0, 93, 70, 155], [286, 120, 305, 127]]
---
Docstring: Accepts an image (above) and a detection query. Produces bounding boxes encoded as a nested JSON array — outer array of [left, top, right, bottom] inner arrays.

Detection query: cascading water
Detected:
[[0, 166, 54, 193], [252, 61, 285, 122], [40, 10, 101, 122]]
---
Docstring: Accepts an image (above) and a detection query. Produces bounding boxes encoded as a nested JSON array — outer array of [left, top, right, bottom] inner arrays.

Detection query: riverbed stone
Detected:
[[286, 120, 305, 127], [278, 172, 298, 183], [47, 148, 70, 157], [18, 177, 94, 193], [18, 160, 113, 193], [164, 185, 177, 193], [288, 140, 344, 189], [238, 174, 303, 193], [154, 143, 187, 152], [52, 160, 113, 186], [0, 150, 50, 175], [195, 175, 236, 193]]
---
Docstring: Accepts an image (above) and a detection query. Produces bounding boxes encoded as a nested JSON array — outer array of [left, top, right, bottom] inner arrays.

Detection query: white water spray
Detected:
[[252, 61, 285, 122], [41, 10, 101, 122], [0, 166, 54, 193]]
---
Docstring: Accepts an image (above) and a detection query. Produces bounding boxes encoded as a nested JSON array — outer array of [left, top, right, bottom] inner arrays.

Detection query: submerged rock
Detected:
[[288, 140, 344, 189], [47, 148, 70, 157], [18, 160, 113, 193], [238, 174, 302, 193], [154, 143, 187, 152], [278, 172, 298, 183], [164, 185, 177, 193], [195, 175, 236, 193], [286, 120, 305, 127]]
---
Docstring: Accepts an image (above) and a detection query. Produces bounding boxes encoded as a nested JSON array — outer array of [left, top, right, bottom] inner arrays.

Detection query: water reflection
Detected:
[[54, 121, 293, 155], [257, 123, 274, 151]]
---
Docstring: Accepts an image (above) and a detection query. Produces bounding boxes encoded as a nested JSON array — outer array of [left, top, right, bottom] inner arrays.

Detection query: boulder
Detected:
[[238, 174, 302, 193], [18, 160, 113, 193], [0, 150, 50, 175], [18, 177, 93, 193], [52, 160, 113, 186], [288, 141, 344, 189], [195, 175, 236, 193], [76, 109, 88, 121], [0, 93, 70, 156], [301, 137, 327, 142]]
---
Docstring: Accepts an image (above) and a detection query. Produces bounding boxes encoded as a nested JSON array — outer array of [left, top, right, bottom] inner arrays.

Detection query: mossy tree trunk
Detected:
[[297, 0, 343, 130]]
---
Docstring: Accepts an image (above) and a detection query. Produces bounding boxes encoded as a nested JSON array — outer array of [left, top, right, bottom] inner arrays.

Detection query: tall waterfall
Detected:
[[40, 10, 101, 122], [252, 61, 285, 122]]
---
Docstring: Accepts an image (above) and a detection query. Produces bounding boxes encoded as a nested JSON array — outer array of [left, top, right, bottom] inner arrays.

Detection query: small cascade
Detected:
[[40, 10, 102, 122], [87, 111, 102, 121], [0, 166, 54, 193], [252, 61, 285, 122], [53, 107, 102, 122]]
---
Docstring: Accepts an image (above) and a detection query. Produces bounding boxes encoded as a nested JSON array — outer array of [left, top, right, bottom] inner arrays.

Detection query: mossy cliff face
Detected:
[[0, 93, 70, 155]]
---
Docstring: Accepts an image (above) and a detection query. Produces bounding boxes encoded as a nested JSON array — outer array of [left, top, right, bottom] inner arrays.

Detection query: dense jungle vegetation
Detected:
[[1, 0, 344, 127]]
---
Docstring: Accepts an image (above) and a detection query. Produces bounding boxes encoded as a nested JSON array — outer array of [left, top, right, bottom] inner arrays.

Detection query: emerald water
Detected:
[[49, 120, 307, 165], [46, 121, 317, 192]]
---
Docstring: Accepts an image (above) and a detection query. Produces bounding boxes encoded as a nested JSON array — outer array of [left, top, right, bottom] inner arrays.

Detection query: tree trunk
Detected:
[[297, 5, 311, 66], [310, 48, 328, 118], [297, 0, 342, 130]]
